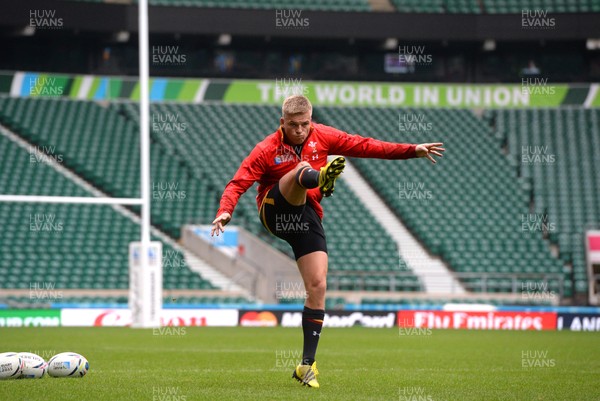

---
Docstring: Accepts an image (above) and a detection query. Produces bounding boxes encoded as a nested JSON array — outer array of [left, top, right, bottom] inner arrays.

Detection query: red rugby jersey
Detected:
[[216, 122, 417, 220]]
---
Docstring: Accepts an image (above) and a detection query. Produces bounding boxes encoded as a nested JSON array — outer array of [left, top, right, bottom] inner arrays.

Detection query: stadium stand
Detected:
[[5, 93, 589, 302], [0, 96, 218, 239], [61, 0, 600, 12], [391, 0, 478, 14], [0, 97, 424, 294], [2, 94, 588, 302], [393, 0, 600, 14], [118, 102, 424, 291], [314, 106, 568, 295], [482, 0, 600, 13], [61, 0, 372, 12], [0, 122, 216, 292], [487, 108, 600, 294]]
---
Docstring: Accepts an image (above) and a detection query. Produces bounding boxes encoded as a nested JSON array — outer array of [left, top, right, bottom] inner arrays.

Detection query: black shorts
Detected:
[[259, 184, 327, 260]]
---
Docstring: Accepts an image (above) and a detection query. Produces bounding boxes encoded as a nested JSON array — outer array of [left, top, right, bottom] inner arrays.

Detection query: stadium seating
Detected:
[[378, 0, 600, 13], [391, 0, 480, 14], [314, 106, 568, 295], [154, 0, 372, 11], [62, 0, 600, 12], [0, 123, 216, 291], [60, 0, 372, 12], [0, 96, 218, 240], [482, 0, 600, 13], [3, 95, 587, 299], [0, 97, 423, 293], [487, 108, 600, 294], [118, 102, 424, 291]]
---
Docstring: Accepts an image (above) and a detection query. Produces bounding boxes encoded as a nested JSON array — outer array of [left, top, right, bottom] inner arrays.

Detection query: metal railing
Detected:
[[326, 271, 565, 299]]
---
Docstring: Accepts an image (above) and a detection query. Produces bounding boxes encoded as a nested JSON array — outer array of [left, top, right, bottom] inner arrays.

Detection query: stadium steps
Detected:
[[111, 200, 248, 294], [339, 158, 465, 294], [180, 249, 246, 293]]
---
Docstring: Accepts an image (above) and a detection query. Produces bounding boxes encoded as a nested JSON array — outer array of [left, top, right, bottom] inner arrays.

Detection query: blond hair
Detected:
[[282, 95, 312, 116]]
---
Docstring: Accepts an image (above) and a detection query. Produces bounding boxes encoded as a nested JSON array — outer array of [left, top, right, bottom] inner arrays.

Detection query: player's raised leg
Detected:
[[292, 250, 327, 388], [278, 161, 316, 206], [279, 157, 346, 206]]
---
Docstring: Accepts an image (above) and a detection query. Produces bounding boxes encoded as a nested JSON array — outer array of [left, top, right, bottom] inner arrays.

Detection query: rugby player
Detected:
[[211, 95, 444, 388]]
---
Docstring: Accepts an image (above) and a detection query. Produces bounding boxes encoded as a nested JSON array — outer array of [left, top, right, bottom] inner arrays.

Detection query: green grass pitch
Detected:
[[0, 327, 599, 400]]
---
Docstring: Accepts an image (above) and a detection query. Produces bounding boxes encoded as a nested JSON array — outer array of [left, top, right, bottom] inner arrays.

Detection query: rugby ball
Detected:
[[0, 352, 25, 380], [48, 352, 89, 378], [18, 352, 47, 379]]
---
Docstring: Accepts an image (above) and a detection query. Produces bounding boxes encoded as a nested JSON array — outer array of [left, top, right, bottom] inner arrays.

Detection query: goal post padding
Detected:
[[129, 241, 163, 328]]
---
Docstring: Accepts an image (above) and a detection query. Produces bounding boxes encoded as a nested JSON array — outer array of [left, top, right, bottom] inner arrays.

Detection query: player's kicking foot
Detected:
[[292, 361, 320, 388], [318, 156, 345, 197]]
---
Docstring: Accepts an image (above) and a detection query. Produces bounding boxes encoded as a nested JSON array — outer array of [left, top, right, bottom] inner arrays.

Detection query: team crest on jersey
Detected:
[[308, 141, 318, 150]]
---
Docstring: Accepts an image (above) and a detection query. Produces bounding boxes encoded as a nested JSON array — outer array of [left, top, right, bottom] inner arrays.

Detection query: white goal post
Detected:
[[0, 0, 161, 328]]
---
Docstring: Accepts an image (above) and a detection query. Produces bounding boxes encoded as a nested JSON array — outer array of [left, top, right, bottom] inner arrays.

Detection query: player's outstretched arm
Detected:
[[324, 126, 443, 161], [211, 144, 266, 237], [415, 142, 445, 164], [211, 212, 232, 237]]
